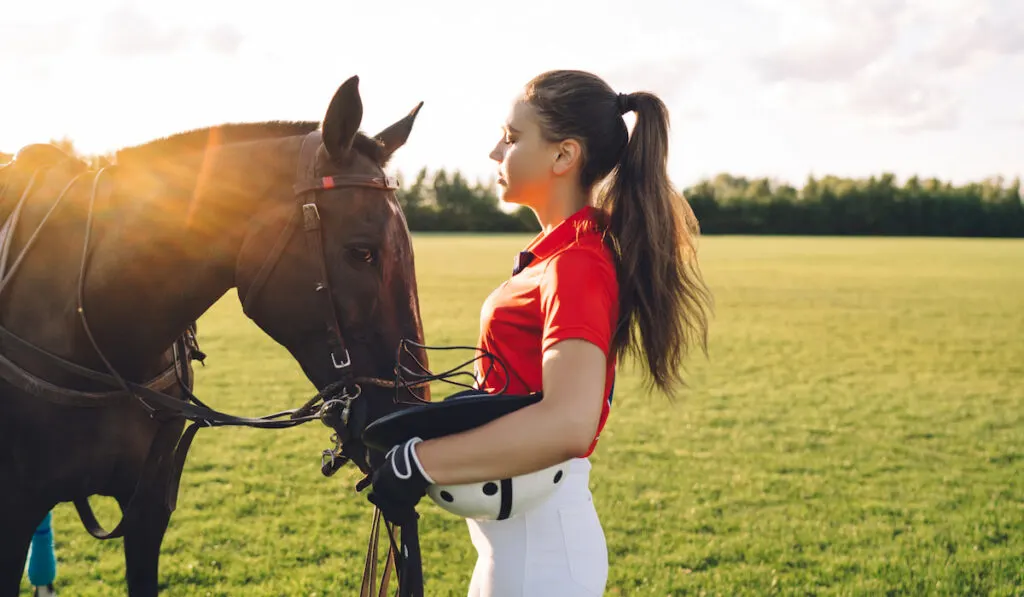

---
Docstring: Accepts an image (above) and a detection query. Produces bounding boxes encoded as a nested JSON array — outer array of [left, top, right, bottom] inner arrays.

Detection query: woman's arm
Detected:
[[412, 338, 606, 486]]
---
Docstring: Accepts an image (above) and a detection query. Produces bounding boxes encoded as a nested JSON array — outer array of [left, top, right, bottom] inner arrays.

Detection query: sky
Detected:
[[2, 0, 1022, 190]]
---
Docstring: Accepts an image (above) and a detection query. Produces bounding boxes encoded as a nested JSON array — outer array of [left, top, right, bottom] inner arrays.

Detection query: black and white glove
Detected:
[[364, 437, 434, 526]]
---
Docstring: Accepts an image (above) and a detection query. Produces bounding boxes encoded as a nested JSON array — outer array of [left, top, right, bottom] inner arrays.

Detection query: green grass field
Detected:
[[29, 235, 1024, 596]]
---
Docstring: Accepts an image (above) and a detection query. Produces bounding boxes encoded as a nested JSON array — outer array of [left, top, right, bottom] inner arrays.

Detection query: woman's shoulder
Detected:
[[541, 239, 618, 292], [549, 231, 616, 268]]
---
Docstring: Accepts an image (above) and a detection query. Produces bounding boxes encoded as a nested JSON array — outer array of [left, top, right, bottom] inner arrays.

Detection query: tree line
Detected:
[[684, 173, 1023, 237], [397, 169, 1024, 238], [4, 138, 1022, 237]]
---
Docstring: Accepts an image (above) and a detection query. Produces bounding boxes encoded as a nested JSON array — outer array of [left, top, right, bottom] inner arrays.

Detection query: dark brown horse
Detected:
[[0, 75, 429, 596]]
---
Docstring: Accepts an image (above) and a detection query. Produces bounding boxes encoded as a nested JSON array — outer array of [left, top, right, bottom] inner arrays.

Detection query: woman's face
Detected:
[[489, 98, 557, 208]]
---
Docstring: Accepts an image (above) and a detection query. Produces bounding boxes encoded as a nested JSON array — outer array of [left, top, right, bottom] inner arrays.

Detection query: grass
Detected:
[[26, 235, 1024, 596]]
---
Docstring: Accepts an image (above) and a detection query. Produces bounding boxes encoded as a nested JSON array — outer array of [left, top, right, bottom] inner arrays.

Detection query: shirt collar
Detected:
[[524, 205, 604, 262]]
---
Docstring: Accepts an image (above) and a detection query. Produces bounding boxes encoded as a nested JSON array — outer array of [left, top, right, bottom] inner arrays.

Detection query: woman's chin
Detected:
[[497, 186, 518, 205]]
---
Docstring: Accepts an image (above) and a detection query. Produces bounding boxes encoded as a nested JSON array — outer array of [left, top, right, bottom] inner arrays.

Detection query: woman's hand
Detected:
[[364, 437, 434, 526]]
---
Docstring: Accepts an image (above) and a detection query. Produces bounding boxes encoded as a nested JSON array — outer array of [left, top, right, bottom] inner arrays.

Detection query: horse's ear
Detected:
[[375, 101, 424, 161], [322, 75, 363, 161]]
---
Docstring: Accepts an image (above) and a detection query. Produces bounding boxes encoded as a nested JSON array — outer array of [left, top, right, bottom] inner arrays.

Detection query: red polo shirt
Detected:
[[476, 205, 619, 457]]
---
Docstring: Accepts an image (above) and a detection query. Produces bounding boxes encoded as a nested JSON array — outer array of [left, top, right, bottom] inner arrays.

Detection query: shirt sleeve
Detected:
[[539, 247, 618, 355]]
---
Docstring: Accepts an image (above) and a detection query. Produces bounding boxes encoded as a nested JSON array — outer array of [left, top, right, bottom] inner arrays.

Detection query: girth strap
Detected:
[[72, 335, 199, 540], [0, 323, 176, 392]]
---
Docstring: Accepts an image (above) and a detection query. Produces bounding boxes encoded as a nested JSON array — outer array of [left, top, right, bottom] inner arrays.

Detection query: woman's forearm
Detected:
[[413, 340, 606, 486], [412, 400, 584, 485]]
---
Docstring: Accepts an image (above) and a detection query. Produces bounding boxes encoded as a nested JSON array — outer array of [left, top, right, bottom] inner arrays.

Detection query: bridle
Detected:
[[239, 129, 434, 475], [242, 129, 399, 389], [228, 130, 428, 597]]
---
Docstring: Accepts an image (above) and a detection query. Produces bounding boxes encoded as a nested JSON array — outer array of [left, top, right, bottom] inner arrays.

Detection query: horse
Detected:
[[0, 75, 431, 596]]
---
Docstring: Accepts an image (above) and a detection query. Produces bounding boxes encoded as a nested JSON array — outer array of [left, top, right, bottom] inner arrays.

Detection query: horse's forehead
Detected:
[[327, 148, 381, 177], [316, 151, 398, 218]]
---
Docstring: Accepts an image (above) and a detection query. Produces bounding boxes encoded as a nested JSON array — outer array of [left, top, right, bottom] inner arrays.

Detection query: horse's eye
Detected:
[[348, 246, 376, 265]]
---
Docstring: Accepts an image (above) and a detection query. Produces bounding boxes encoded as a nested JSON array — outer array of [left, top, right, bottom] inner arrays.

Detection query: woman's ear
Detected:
[[552, 138, 582, 176]]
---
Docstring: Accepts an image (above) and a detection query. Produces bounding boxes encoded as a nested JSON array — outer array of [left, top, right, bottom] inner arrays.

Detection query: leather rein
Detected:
[[0, 131, 420, 596]]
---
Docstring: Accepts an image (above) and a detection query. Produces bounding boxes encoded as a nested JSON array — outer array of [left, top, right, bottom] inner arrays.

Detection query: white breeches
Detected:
[[466, 457, 608, 597]]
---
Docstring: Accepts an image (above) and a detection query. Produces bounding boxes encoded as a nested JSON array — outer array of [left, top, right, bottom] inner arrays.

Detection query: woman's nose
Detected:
[[489, 139, 505, 163]]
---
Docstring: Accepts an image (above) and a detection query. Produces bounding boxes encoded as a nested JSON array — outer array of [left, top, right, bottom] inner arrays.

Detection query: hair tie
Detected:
[[616, 92, 633, 115]]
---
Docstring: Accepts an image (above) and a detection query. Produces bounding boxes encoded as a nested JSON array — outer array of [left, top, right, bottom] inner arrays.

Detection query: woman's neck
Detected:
[[533, 184, 589, 234]]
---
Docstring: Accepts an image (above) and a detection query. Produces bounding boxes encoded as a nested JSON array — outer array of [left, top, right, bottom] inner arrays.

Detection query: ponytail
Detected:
[[599, 92, 712, 399], [524, 70, 713, 399]]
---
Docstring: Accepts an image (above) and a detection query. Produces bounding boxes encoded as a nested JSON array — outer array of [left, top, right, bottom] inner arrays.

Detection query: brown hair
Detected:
[[524, 69, 712, 399]]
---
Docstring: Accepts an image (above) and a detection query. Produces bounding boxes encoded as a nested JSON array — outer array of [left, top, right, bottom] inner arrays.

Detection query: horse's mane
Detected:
[[114, 121, 390, 166]]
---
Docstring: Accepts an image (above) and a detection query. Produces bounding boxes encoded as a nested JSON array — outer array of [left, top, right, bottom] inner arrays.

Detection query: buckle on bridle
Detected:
[[302, 203, 321, 231], [332, 349, 351, 369]]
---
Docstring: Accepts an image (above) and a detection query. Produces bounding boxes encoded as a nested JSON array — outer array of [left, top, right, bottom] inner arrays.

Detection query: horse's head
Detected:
[[235, 76, 429, 471]]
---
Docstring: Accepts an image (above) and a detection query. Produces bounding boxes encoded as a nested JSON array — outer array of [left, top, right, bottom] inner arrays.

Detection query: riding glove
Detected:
[[365, 437, 434, 526]]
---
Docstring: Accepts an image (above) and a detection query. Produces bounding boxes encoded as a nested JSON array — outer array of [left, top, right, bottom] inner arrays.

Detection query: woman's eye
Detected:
[[348, 247, 375, 264]]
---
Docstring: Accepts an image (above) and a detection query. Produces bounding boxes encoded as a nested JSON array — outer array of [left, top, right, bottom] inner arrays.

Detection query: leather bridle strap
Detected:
[[243, 130, 400, 391], [294, 174, 399, 196], [293, 131, 398, 384], [239, 207, 299, 318]]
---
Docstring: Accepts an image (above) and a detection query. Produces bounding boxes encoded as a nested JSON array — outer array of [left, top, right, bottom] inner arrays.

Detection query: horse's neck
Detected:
[[1, 137, 297, 383], [80, 139, 299, 378]]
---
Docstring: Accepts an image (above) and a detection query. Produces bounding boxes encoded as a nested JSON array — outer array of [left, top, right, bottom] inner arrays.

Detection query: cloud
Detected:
[[738, 0, 1015, 132], [0, 18, 80, 58], [97, 4, 244, 56], [753, 38, 886, 84], [204, 24, 244, 55], [746, 0, 1021, 82], [1008, 107, 1024, 127], [748, 0, 910, 83], [843, 62, 963, 132], [600, 57, 704, 105], [597, 56, 719, 126], [99, 5, 188, 55], [917, 11, 1024, 71]]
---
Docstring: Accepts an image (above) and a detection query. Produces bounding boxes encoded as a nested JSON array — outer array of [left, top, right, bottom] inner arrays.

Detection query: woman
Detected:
[[367, 69, 712, 596]]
